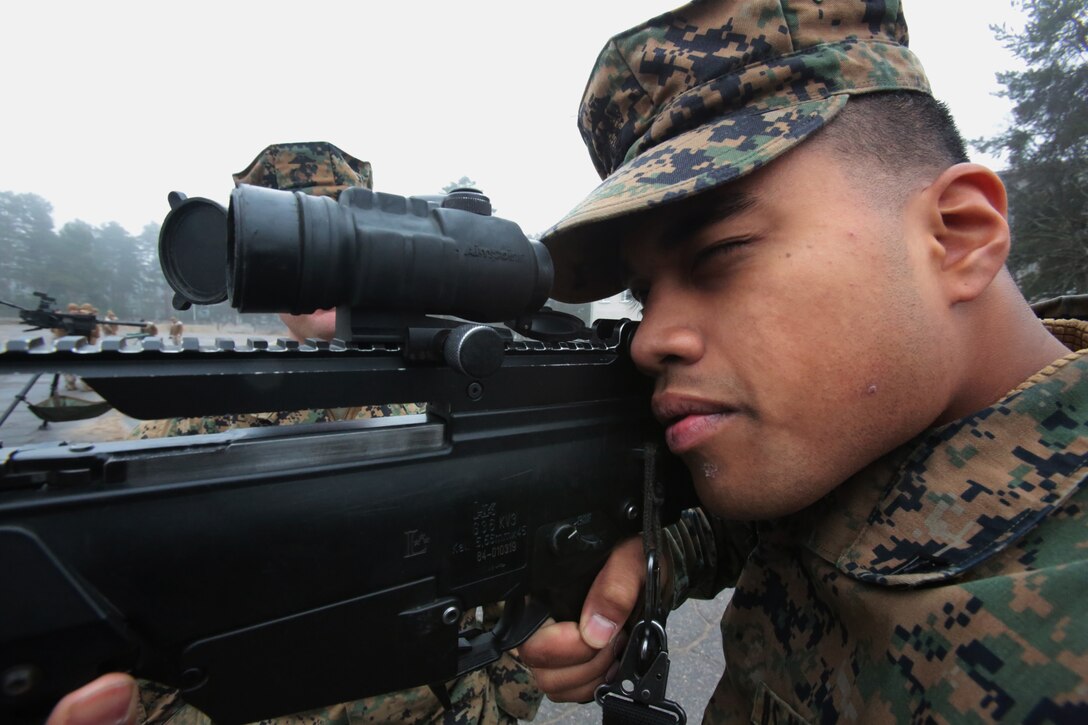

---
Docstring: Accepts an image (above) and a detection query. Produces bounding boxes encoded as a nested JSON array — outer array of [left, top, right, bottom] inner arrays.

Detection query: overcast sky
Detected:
[[1, 1, 1025, 239]]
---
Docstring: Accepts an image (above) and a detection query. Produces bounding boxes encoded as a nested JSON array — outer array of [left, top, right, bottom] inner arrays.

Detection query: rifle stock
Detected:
[[0, 328, 693, 723]]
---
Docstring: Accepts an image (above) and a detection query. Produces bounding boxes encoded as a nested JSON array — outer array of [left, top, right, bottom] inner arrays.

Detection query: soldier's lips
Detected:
[[653, 395, 739, 454], [664, 412, 735, 453]]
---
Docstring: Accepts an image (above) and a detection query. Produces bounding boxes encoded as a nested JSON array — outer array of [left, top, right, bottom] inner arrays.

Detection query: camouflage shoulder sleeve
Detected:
[[664, 507, 755, 608]]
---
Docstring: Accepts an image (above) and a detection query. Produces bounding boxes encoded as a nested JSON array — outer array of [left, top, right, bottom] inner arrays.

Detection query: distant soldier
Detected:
[[168, 316, 183, 345], [102, 310, 120, 336], [51, 303, 80, 339], [142, 322, 158, 337], [77, 303, 101, 344]]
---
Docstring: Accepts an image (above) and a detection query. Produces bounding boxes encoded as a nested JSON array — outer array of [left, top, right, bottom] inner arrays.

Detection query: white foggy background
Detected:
[[1, 1, 1024, 239]]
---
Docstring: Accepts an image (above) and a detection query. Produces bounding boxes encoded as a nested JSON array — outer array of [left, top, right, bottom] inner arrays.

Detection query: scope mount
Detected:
[[158, 185, 593, 378], [334, 306, 597, 379]]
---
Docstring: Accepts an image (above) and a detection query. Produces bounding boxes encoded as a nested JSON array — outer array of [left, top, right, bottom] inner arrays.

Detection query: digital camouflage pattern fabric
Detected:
[[666, 320, 1088, 723], [232, 142, 373, 198], [542, 0, 932, 302], [131, 405, 422, 438]]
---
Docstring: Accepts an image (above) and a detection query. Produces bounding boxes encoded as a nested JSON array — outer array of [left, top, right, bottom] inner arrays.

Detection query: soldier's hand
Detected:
[[519, 537, 644, 703], [46, 673, 137, 725]]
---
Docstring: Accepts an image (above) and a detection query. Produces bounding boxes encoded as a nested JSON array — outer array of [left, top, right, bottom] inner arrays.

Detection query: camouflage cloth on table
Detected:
[[665, 320, 1088, 723]]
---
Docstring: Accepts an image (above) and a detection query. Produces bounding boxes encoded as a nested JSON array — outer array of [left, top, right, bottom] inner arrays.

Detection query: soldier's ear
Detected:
[[916, 163, 1010, 305]]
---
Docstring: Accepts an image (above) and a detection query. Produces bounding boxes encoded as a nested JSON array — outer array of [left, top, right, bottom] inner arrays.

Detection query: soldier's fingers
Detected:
[[533, 640, 623, 703], [46, 673, 138, 725], [578, 537, 645, 649], [520, 620, 599, 669]]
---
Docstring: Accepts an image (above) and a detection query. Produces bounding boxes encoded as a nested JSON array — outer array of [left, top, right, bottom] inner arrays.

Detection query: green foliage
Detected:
[[0, 191, 239, 327], [977, 0, 1088, 300], [0, 191, 54, 300]]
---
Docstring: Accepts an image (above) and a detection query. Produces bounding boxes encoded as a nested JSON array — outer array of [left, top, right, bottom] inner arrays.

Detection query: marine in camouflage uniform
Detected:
[[103, 310, 120, 336], [168, 317, 184, 346], [529, 0, 1088, 722], [665, 317, 1088, 722], [132, 142, 541, 724]]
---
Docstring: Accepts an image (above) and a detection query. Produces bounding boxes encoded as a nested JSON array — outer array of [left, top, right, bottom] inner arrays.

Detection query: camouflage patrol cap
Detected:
[[543, 0, 932, 302], [232, 141, 372, 197]]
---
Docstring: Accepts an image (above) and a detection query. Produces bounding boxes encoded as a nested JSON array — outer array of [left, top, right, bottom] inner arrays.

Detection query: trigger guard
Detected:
[[453, 596, 550, 678], [493, 596, 550, 650]]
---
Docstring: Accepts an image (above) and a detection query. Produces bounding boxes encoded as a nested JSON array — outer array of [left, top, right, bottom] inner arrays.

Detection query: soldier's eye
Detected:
[[693, 238, 753, 265], [690, 237, 755, 278]]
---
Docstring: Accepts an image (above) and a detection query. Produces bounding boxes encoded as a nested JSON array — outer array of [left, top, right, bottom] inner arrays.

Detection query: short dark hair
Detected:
[[811, 91, 970, 205], [609, 91, 971, 263]]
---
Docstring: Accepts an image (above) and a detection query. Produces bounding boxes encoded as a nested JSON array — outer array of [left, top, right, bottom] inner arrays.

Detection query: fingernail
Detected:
[[584, 613, 618, 649], [68, 679, 137, 725]]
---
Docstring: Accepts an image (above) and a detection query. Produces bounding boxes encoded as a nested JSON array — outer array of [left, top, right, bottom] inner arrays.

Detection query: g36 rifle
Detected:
[[0, 185, 692, 723]]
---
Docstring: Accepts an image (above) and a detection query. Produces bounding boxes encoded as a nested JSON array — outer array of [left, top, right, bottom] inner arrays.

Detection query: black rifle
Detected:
[[0, 292, 149, 339], [0, 186, 692, 723]]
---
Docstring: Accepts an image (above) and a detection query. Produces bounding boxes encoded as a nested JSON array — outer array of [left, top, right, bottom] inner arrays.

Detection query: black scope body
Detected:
[[159, 185, 554, 323]]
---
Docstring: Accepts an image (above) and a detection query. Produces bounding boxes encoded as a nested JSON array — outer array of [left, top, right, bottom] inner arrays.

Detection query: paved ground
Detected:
[[0, 369, 140, 447], [2, 322, 732, 723], [0, 322, 271, 447]]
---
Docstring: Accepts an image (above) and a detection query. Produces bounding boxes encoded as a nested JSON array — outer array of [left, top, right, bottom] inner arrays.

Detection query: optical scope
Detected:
[[159, 185, 553, 324]]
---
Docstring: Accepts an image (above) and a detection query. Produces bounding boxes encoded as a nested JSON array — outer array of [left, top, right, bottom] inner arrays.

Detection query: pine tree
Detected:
[[977, 0, 1088, 300]]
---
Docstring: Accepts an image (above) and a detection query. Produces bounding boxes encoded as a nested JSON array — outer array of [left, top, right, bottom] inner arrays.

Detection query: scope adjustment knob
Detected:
[[441, 188, 492, 216], [443, 324, 504, 379]]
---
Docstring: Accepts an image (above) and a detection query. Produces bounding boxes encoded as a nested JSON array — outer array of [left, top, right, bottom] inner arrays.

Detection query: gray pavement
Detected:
[[0, 322, 260, 448], [0, 369, 140, 448]]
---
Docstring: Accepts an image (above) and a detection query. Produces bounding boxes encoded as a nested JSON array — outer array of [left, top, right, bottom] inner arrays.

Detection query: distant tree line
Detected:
[[978, 0, 1087, 301], [0, 191, 266, 328], [9, 6, 1085, 337]]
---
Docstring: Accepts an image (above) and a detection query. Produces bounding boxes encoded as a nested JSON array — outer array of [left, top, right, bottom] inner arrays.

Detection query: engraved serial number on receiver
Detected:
[[477, 541, 519, 562], [471, 500, 527, 563]]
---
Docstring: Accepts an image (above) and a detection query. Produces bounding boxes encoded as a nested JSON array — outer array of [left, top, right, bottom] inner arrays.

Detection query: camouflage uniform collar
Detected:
[[805, 320, 1088, 586]]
